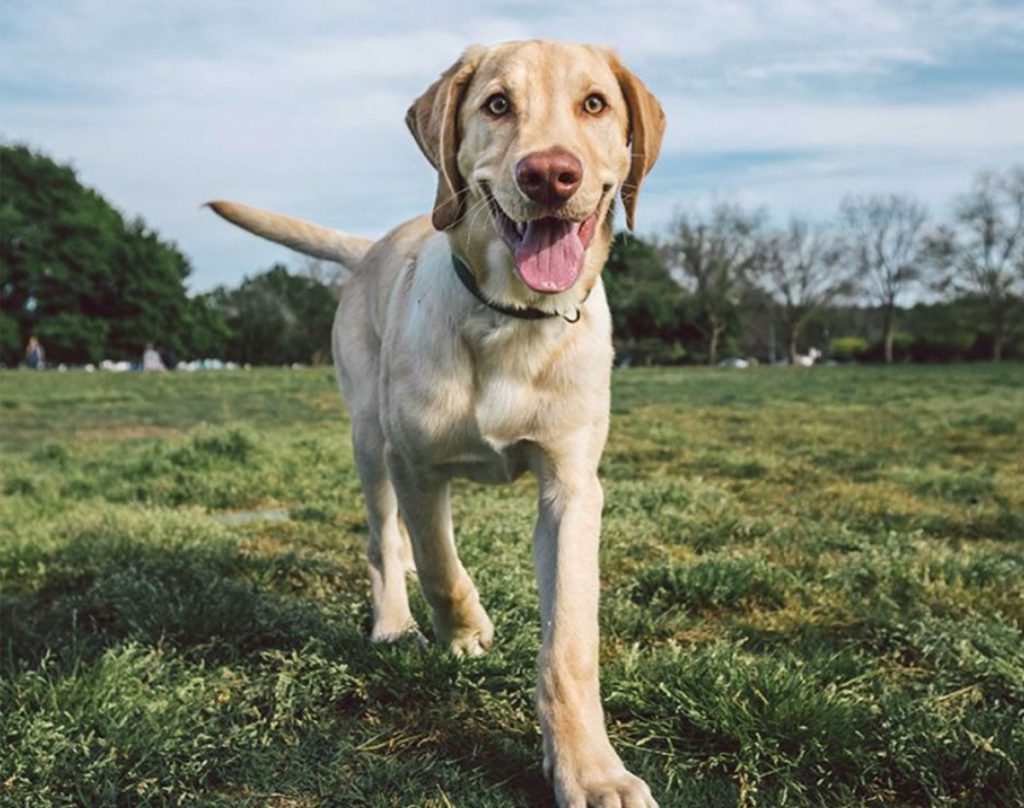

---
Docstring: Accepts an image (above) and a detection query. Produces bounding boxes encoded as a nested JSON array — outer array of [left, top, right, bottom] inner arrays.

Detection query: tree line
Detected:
[[619, 169, 1023, 365], [2, 143, 1021, 367], [1, 144, 336, 367]]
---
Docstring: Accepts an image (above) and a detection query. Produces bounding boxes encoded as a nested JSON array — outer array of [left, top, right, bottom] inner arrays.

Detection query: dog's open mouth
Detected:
[[485, 190, 599, 294]]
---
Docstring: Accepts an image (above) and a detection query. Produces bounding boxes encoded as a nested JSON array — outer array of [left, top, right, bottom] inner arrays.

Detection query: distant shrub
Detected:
[[908, 330, 977, 363], [829, 336, 869, 362], [615, 337, 688, 366], [891, 331, 913, 349], [845, 331, 917, 363]]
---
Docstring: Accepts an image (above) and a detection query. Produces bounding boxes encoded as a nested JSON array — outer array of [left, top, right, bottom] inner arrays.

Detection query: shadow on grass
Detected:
[[0, 509, 562, 806], [1, 527, 353, 669]]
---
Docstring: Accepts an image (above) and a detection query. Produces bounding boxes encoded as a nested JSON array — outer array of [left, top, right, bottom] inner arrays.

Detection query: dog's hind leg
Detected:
[[332, 292, 419, 643], [353, 420, 421, 643], [386, 455, 494, 657]]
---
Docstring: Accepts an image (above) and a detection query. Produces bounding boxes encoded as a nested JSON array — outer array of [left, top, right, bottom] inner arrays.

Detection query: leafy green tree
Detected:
[[604, 233, 694, 365], [34, 313, 109, 365], [184, 295, 234, 360], [0, 312, 21, 364], [207, 265, 337, 366], [0, 143, 228, 363]]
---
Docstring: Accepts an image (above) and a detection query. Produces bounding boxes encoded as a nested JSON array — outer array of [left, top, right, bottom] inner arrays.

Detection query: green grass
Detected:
[[2, 364, 1023, 807]]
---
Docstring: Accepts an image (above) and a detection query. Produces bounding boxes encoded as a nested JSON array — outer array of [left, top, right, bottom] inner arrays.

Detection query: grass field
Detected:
[[2, 364, 1023, 807]]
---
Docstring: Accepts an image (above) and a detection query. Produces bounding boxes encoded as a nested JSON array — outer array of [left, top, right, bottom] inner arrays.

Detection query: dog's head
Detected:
[[407, 41, 665, 306]]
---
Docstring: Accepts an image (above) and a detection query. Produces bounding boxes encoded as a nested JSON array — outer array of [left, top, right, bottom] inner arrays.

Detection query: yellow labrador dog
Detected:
[[210, 40, 664, 808]]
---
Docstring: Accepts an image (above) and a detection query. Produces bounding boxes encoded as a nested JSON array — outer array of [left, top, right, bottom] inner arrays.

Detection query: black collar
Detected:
[[451, 253, 582, 323]]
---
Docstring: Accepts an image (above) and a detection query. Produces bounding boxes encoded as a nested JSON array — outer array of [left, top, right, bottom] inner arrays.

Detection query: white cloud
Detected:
[[727, 47, 936, 83], [667, 92, 1024, 154]]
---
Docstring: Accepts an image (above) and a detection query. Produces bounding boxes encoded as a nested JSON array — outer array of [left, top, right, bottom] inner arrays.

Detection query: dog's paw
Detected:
[[448, 624, 493, 657], [546, 751, 658, 808], [433, 598, 494, 657], [370, 618, 426, 646]]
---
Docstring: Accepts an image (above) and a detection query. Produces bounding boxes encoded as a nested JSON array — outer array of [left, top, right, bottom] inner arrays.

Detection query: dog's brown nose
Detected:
[[515, 148, 583, 205]]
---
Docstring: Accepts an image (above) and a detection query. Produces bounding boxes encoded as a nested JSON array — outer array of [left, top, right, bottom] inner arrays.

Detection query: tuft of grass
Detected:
[[890, 465, 998, 504], [169, 424, 262, 467], [634, 555, 795, 612]]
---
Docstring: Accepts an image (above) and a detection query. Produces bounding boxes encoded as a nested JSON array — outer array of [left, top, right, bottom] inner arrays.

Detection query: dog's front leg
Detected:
[[533, 455, 657, 808], [386, 451, 494, 657]]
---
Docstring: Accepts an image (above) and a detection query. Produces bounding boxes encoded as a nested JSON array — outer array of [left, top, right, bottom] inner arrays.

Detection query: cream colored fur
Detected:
[[209, 40, 665, 808]]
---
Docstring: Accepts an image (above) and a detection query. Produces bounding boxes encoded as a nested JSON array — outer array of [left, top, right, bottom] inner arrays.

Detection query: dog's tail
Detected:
[[206, 200, 374, 270]]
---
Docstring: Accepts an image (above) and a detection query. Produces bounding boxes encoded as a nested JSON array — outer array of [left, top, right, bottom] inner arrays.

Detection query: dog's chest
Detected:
[[446, 370, 544, 483], [385, 375, 537, 483], [385, 323, 568, 478], [453, 362, 545, 451], [474, 367, 542, 438]]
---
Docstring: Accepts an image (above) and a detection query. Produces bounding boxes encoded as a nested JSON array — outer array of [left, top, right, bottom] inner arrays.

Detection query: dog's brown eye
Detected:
[[583, 94, 605, 115], [485, 93, 511, 117]]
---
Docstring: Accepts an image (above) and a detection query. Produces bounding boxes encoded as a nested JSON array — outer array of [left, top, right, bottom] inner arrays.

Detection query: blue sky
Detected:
[[3, 0, 1023, 291]]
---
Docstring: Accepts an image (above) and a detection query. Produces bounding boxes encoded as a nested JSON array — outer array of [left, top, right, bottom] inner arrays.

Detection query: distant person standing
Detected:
[[25, 336, 45, 370], [142, 343, 166, 371]]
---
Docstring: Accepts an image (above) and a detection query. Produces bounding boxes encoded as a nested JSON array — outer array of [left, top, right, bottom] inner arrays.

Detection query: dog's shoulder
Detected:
[[363, 216, 437, 268], [340, 214, 449, 337], [352, 215, 437, 292]]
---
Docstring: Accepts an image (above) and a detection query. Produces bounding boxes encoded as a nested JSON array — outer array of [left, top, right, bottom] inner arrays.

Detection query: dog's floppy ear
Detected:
[[607, 53, 666, 231], [406, 47, 485, 231]]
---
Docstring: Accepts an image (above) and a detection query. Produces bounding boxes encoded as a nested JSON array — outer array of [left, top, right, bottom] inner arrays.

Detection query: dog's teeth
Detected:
[[517, 222, 526, 236]]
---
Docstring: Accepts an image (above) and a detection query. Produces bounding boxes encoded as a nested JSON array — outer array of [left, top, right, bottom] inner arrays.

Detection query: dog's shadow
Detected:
[[2, 525, 555, 805]]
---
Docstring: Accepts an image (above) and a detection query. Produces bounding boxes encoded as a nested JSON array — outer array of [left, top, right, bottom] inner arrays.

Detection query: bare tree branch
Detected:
[[662, 202, 767, 365], [756, 219, 852, 363], [840, 194, 929, 363], [928, 166, 1024, 360]]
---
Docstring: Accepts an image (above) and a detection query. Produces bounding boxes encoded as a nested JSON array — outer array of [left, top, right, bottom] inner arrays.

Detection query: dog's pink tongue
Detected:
[[514, 218, 584, 293]]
